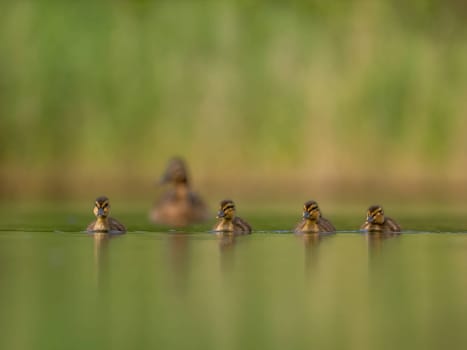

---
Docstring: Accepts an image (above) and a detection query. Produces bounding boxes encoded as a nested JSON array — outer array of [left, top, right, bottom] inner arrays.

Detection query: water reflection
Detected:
[[366, 232, 402, 292], [93, 233, 111, 289], [4, 228, 467, 350], [299, 232, 335, 273], [218, 232, 237, 251], [166, 233, 191, 294], [93, 233, 124, 291], [366, 232, 401, 259], [217, 232, 245, 275]]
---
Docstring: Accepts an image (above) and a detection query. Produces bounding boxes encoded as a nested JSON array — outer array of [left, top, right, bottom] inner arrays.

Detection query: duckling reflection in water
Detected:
[[93, 231, 111, 287], [87, 196, 126, 234], [299, 231, 335, 274], [294, 200, 335, 233], [150, 157, 209, 227], [218, 233, 237, 250], [360, 205, 401, 233], [213, 199, 252, 234], [367, 231, 400, 256]]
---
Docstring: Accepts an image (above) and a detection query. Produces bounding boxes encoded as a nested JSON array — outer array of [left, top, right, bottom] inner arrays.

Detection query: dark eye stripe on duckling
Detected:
[[222, 205, 235, 211], [305, 204, 318, 212], [369, 208, 383, 216]]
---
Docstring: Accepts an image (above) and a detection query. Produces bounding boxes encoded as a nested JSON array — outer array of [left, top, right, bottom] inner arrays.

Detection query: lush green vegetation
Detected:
[[1, 0, 467, 201]]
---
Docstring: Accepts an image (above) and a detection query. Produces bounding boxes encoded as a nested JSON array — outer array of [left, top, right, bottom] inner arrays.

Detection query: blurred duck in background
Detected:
[[149, 157, 209, 227], [213, 199, 252, 234], [360, 205, 401, 233], [87, 196, 126, 234], [294, 200, 335, 233]]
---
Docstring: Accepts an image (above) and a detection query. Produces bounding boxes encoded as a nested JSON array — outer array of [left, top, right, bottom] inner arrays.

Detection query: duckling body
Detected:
[[213, 199, 251, 234], [87, 196, 126, 234], [150, 158, 208, 227], [294, 200, 335, 233], [295, 218, 335, 233], [214, 216, 252, 234], [87, 216, 126, 233], [360, 205, 401, 233]]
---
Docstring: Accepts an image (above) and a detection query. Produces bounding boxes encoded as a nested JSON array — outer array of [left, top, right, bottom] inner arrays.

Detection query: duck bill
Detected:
[[216, 211, 225, 219], [97, 208, 105, 217], [303, 211, 311, 219]]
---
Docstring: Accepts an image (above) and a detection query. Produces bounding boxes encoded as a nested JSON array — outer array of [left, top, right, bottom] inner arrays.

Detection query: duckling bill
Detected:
[[294, 200, 335, 233], [87, 196, 126, 234], [360, 205, 401, 233], [213, 199, 251, 234]]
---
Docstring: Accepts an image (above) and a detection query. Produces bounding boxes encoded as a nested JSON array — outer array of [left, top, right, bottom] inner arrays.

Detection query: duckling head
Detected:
[[366, 205, 385, 225], [93, 196, 111, 218], [160, 157, 189, 185], [303, 200, 321, 221], [217, 199, 236, 220]]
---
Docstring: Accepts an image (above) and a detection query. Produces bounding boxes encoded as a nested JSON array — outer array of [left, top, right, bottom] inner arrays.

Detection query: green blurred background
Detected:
[[3, 3, 467, 349], [1, 0, 467, 205]]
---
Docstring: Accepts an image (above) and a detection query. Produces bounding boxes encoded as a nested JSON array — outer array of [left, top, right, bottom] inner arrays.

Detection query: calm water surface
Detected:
[[1, 205, 467, 350]]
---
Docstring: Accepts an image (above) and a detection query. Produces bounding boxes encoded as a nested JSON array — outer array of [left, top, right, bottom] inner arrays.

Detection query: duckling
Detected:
[[149, 157, 209, 227], [294, 200, 336, 233], [213, 199, 252, 234], [87, 196, 126, 234], [360, 205, 401, 233]]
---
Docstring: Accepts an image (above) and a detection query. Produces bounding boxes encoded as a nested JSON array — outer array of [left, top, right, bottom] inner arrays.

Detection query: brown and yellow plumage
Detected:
[[87, 196, 126, 234], [294, 200, 335, 233], [213, 199, 252, 234], [149, 157, 209, 227], [360, 205, 401, 233]]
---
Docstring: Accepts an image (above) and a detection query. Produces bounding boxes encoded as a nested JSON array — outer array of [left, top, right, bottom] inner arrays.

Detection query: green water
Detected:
[[1, 206, 467, 350]]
